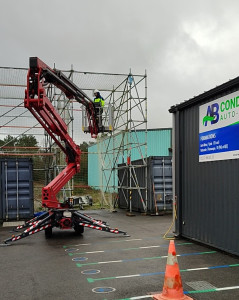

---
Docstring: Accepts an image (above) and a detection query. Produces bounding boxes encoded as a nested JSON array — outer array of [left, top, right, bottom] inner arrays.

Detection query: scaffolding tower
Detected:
[[94, 72, 148, 213]]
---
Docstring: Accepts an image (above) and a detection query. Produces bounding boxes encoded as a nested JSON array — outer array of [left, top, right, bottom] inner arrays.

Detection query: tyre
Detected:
[[45, 227, 53, 238], [74, 224, 84, 234]]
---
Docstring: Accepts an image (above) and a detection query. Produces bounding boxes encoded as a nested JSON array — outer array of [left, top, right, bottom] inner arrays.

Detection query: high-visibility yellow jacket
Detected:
[[94, 96, 105, 107]]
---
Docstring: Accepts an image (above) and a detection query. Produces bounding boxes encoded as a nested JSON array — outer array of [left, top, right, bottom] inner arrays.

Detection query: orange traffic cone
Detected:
[[153, 240, 193, 300]]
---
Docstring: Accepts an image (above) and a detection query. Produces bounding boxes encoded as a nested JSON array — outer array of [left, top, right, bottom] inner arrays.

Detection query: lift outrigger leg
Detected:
[[72, 211, 129, 236], [4, 213, 52, 244], [12, 210, 51, 232]]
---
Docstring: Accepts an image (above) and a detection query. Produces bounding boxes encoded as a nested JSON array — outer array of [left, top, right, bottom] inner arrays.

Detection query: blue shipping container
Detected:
[[0, 158, 34, 221]]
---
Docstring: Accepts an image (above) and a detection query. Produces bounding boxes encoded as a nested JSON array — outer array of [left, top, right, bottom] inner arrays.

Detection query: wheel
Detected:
[[74, 224, 84, 234], [45, 227, 53, 239]]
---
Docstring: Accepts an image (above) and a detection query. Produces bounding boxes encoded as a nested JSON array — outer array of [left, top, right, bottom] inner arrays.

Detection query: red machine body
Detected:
[[59, 217, 72, 229]]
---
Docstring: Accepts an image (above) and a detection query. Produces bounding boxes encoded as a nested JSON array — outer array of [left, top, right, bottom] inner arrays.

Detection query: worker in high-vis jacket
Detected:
[[93, 89, 104, 126], [93, 89, 105, 107]]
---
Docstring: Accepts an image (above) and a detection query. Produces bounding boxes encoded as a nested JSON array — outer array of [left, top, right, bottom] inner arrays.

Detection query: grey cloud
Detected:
[[1, 0, 239, 130]]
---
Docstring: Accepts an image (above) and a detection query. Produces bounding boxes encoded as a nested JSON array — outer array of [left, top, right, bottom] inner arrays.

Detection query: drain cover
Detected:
[[3, 221, 25, 227], [186, 281, 217, 290]]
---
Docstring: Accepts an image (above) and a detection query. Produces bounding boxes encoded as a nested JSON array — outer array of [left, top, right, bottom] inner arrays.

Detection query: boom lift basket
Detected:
[[82, 104, 114, 133]]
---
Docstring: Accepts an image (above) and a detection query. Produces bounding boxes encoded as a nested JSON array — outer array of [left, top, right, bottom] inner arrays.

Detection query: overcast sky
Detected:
[[1, 0, 239, 131]]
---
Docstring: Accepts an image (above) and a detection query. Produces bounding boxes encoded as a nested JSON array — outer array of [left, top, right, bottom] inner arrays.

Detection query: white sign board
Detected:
[[199, 91, 239, 162]]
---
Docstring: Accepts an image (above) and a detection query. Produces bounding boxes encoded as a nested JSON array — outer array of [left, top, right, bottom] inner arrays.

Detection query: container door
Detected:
[[1, 159, 33, 221], [151, 157, 173, 212]]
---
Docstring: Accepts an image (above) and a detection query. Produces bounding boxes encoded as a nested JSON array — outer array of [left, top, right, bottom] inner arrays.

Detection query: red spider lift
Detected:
[[4, 57, 128, 244]]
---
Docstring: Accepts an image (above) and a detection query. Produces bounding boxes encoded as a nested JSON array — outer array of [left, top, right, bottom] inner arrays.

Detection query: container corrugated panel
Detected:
[[88, 129, 172, 189], [171, 80, 239, 255], [147, 129, 172, 157], [118, 156, 173, 213], [0, 158, 34, 221], [88, 145, 101, 188]]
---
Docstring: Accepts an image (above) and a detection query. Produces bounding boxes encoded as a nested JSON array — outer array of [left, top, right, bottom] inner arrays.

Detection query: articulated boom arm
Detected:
[[24, 57, 98, 209], [1, 57, 130, 244]]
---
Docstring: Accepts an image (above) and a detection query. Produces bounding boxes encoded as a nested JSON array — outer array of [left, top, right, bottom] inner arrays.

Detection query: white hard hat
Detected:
[[93, 89, 99, 95]]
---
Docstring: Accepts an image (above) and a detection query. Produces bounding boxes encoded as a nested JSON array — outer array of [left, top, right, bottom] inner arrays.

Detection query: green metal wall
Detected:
[[88, 128, 172, 189]]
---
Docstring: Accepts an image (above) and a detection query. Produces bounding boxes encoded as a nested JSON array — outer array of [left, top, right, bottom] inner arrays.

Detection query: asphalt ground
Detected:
[[0, 209, 239, 300]]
